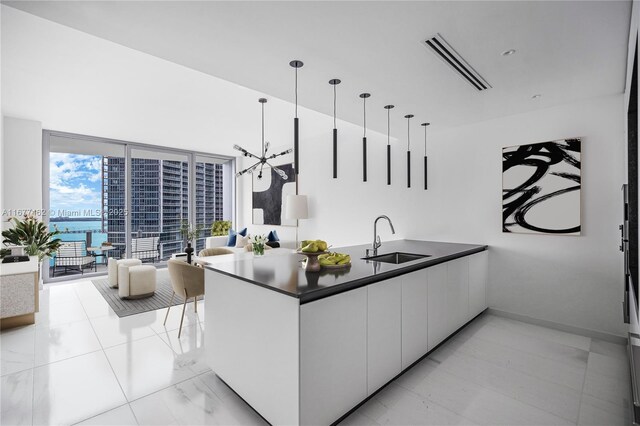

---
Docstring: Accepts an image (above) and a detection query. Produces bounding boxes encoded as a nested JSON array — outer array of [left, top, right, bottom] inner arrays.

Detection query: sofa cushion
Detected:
[[266, 241, 280, 248], [226, 227, 247, 246], [267, 230, 280, 242], [235, 234, 250, 248]]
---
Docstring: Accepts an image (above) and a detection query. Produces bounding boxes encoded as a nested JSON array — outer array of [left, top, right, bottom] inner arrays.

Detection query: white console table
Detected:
[[0, 257, 39, 329]]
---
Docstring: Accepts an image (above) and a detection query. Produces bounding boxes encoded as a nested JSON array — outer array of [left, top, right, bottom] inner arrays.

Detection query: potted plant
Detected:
[[250, 234, 268, 256], [2, 214, 62, 287], [210, 220, 232, 237], [180, 221, 204, 264]]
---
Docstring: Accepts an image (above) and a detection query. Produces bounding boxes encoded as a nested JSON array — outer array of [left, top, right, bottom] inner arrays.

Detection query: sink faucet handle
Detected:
[[375, 235, 381, 247]]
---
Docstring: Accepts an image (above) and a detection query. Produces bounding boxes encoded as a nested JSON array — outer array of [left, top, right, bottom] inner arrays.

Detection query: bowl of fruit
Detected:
[[297, 240, 329, 272], [319, 252, 351, 269]]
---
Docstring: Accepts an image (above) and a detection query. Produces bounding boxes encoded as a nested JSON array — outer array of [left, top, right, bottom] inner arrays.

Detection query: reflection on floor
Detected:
[[0, 280, 631, 425]]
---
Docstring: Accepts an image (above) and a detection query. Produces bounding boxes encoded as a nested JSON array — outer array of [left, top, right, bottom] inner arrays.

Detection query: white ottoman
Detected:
[[108, 258, 142, 288], [118, 264, 156, 299]]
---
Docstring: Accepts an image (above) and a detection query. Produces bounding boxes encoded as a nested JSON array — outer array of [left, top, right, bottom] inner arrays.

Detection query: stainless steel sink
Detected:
[[363, 252, 431, 264]]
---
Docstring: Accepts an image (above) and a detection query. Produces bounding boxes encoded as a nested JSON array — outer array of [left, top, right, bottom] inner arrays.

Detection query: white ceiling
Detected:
[[3, 0, 632, 133]]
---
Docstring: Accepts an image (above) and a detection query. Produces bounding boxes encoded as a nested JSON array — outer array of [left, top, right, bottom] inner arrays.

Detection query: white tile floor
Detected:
[[0, 280, 632, 425]]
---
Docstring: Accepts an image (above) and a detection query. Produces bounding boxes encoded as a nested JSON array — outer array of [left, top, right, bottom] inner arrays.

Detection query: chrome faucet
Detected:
[[367, 215, 396, 257]]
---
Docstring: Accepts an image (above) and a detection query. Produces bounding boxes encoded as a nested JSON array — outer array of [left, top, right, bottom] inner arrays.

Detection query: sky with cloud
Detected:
[[49, 153, 102, 217]]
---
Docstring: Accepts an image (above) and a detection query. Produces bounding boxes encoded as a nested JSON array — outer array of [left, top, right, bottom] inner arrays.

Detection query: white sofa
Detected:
[[205, 232, 296, 252]]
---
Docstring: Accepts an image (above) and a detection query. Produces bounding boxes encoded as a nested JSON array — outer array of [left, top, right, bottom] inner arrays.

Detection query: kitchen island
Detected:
[[202, 240, 488, 425]]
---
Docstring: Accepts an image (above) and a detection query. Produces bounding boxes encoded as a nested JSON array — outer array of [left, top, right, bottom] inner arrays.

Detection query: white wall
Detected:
[[1, 116, 43, 228], [2, 6, 626, 336]]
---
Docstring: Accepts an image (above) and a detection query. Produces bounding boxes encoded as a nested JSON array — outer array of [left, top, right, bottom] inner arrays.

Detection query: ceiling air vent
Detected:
[[424, 33, 492, 91]]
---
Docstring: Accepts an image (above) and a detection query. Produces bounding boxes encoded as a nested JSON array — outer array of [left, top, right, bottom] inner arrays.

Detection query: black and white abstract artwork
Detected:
[[502, 138, 581, 235], [252, 163, 297, 226]]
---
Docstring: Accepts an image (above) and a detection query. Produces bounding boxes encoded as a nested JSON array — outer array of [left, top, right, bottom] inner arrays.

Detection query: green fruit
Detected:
[[338, 255, 351, 265], [315, 240, 328, 251], [300, 240, 312, 249], [320, 258, 337, 266], [302, 242, 318, 253]]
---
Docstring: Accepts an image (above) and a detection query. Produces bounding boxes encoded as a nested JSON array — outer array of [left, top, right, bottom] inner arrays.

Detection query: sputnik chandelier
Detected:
[[234, 98, 293, 180]]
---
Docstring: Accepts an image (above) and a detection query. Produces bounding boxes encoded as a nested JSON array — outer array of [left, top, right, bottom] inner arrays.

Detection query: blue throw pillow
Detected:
[[268, 230, 280, 242], [227, 228, 248, 247]]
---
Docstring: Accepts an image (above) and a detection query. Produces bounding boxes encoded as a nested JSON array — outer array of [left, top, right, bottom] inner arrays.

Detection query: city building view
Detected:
[[49, 152, 224, 277]]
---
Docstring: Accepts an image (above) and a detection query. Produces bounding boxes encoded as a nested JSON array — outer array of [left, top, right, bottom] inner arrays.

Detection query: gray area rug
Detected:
[[92, 269, 190, 318]]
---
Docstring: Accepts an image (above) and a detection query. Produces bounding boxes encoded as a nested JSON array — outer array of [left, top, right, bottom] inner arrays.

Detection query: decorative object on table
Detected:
[[360, 92, 371, 182], [235, 98, 293, 180], [405, 114, 414, 188], [502, 138, 581, 235], [299, 239, 328, 252], [210, 220, 232, 236], [384, 104, 394, 185], [329, 78, 341, 178], [180, 221, 204, 247], [253, 163, 297, 226], [185, 243, 194, 264], [297, 239, 329, 272], [286, 194, 309, 248], [318, 252, 351, 269], [226, 227, 247, 246], [290, 59, 304, 175], [250, 234, 268, 256], [2, 214, 61, 287], [421, 122, 430, 190]]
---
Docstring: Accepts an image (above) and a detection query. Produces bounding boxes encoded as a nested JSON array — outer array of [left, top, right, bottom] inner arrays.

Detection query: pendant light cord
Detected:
[[295, 67, 298, 118], [261, 102, 265, 154], [424, 125, 427, 154], [407, 116, 411, 150], [333, 84, 337, 129], [363, 97, 367, 138], [387, 108, 390, 146]]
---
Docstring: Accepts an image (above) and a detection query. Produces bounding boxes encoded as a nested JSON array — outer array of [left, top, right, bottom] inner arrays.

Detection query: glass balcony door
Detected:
[[45, 134, 126, 280], [128, 148, 190, 263]]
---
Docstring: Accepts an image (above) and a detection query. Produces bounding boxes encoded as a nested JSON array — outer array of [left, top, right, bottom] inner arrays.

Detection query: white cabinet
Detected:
[[447, 257, 469, 332], [427, 263, 448, 351], [401, 269, 429, 369], [300, 287, 368, 426], [367, 277, 402, 395], [468, 251, 488, 319]]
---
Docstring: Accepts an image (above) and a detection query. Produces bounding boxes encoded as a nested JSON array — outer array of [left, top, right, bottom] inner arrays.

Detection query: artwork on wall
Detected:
[[253, 163, 297, 226], [502, 138, 581, 235]]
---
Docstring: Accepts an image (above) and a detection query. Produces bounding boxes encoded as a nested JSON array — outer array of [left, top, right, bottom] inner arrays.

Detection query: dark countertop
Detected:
[[201, 239, 487, 304]]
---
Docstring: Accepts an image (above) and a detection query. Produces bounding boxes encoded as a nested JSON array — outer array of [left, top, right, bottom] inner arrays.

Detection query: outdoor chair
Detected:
[[52, 241, 95, 277]]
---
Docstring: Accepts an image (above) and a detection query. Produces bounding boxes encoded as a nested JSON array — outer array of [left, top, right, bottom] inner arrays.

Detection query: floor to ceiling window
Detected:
[[43, 131, 234, 282]]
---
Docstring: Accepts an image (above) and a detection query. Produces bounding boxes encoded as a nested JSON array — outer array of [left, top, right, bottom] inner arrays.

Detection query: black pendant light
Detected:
[[360, 93, 371, 182], [329, 79, 341, 179], [290, 60, 303, 175], [384, 105, 394, 185], [421, 122, 430, 190], [405, 114, 414, 188]]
